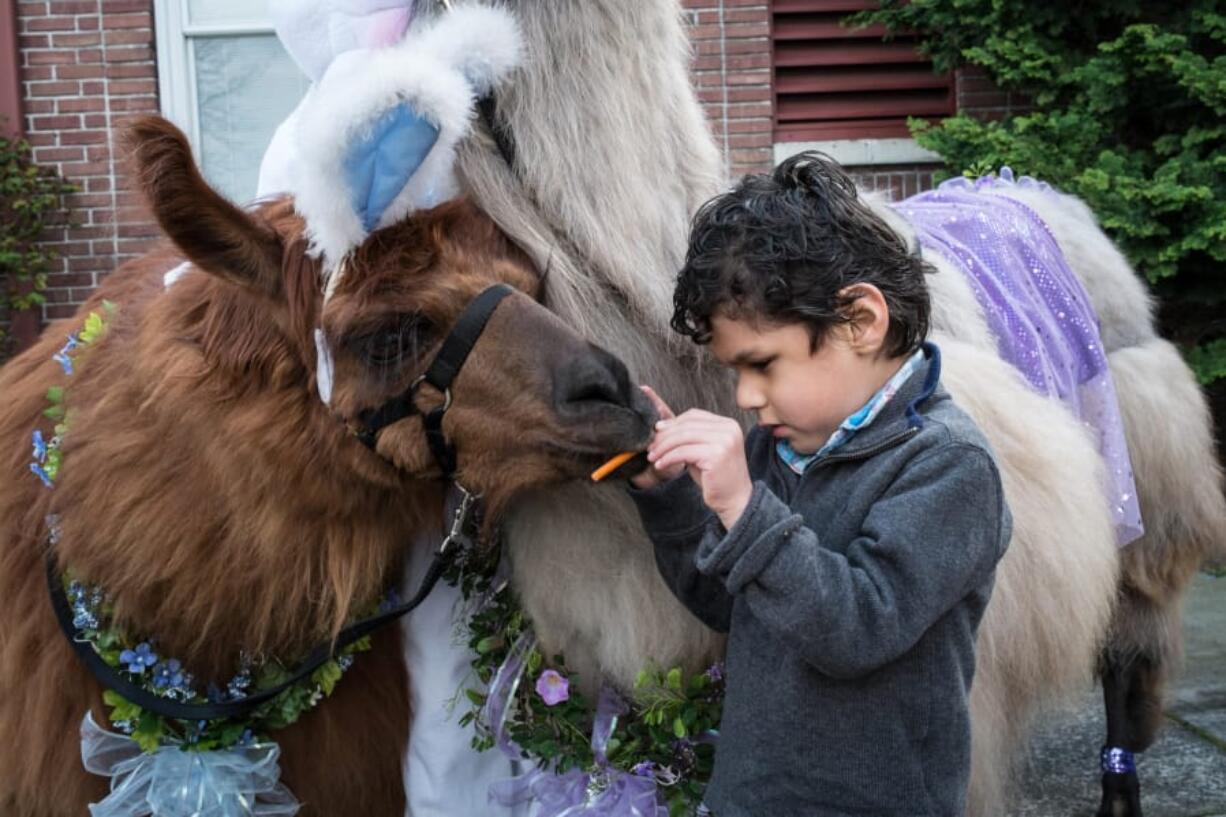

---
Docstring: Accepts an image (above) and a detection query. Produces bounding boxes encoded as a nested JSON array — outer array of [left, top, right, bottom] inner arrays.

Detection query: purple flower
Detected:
[[535, 669, 570, 706], [31, 430, 47, 462], [30, 462, 54, 489], [119, 642, 158, 674], [153, 659, 184, 689], [631, 761, 655, 777], [704, 662, 724, 682]]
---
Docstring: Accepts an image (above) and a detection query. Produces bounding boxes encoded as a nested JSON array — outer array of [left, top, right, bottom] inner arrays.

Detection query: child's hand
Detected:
[[647, 406, 753, 530], [630, 386, 686, 490]]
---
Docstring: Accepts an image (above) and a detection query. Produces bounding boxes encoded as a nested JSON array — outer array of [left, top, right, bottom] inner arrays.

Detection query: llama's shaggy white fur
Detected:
[[936, 337, 1118, 811], [445, 2, 1225, 813], [454, 0, 734, 690]]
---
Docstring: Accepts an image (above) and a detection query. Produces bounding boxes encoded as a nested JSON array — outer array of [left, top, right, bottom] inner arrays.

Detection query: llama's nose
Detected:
[[554, 343, 635, 414]]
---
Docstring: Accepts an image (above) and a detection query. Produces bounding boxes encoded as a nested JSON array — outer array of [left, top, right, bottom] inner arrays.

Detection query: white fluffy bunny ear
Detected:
[[286, 3, 522, 296]]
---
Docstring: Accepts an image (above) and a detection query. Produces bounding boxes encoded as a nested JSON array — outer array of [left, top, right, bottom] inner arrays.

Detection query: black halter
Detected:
[[352, 283, 514, 478]]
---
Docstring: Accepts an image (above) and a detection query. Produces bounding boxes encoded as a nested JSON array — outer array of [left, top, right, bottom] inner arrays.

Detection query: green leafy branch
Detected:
[[1, 134, 76, 357]]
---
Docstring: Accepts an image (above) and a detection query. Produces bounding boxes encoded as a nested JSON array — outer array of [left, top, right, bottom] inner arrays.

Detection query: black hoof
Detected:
[[1096, 770, 1142, 817]]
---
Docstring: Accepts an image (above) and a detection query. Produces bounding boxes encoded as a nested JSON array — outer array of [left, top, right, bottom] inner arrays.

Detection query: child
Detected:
[[629, 152, 1012, 816]]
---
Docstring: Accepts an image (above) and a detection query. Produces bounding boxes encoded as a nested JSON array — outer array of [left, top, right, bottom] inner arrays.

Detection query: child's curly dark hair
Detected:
[[672, 151, 932, 358]]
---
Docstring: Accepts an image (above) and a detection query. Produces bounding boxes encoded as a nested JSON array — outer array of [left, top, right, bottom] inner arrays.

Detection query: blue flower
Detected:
[[378, 589, 403, 614], [337, 654, 355, 672], [703, 662, 724, 682], [631, 761, 655, 777], [227, 672, 251, 700], [52, 351, 74, 376], [111, 719, 133, 735], [152, 659, 184, 689], [30, 463, 54, 489], [62, 333, 79, 353], [31, 430, 47, 462], [237, 729, 255, 747], [72, 606, 98, 631], [119, 642, 158, 674]]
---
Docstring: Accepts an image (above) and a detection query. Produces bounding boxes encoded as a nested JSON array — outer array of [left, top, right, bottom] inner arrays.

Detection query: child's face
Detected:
[[708, 310, 900, 455]]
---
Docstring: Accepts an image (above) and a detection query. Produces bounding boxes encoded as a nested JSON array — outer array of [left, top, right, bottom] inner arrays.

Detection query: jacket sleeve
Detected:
[[694, 443, 1010, 678], [628, 475, 735, 633]]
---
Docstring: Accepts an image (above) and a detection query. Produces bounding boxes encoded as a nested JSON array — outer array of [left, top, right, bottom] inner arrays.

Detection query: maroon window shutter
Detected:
[[772, 0, 954, 142]]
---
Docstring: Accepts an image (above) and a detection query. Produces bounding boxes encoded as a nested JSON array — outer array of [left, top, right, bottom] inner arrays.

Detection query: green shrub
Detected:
[[1, 133, 76, 358], [855, 2, 1226, 385]]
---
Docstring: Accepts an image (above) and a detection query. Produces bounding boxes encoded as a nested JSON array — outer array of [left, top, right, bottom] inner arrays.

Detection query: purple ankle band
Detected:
[[1101, 746, 1137, 774]]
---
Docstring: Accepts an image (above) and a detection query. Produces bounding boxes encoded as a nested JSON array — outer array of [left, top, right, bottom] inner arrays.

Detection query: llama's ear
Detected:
[[124, 116, 282, 297]]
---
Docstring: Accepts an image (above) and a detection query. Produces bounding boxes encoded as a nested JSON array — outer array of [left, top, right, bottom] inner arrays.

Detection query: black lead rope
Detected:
[[47, 488, 480, 722]]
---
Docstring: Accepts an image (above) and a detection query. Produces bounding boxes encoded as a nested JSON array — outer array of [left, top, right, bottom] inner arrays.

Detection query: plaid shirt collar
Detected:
[[777, 347, 927, 475]]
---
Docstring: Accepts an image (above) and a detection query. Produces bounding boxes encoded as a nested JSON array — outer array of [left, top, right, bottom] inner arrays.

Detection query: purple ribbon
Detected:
[[479, 629, 537, 755], [487, 685, 667, 817]]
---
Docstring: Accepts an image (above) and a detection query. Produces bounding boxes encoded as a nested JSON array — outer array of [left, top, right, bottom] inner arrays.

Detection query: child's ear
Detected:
[[837, 283, 891, 355]]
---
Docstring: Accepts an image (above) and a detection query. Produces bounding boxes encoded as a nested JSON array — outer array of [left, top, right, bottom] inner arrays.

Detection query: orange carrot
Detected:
[[591, 451, 637, 482]]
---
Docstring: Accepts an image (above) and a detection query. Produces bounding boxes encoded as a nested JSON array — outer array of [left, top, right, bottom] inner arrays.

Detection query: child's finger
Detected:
[[639, 385, 675, 421], [653, 443, 715, 473], [657, 407, 723, 427], [648, 420, 739, 458]]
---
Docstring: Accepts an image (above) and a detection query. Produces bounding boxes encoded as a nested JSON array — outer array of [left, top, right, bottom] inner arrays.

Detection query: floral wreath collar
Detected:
[[445, 537, 726, 816]]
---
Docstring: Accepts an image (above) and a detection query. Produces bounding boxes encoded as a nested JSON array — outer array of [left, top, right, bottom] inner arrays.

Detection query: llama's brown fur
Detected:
[[0, 204, 426, 817], [0, 117, 651, 815]]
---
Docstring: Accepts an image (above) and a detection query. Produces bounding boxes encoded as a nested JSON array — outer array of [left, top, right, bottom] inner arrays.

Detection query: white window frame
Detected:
[[153, 0, 277, 154]]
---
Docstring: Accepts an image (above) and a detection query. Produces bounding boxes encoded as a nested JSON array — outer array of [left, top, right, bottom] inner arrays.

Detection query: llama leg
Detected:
[[1097, 653, 1145, 817]]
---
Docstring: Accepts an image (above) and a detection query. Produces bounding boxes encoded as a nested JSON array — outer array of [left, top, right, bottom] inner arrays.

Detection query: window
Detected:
[[154, 0, 310, 204], [772, 0, 953, 161]]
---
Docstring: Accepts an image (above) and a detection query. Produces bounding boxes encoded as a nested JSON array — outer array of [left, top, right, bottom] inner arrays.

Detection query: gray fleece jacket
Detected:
[[629, 344, 1011, 816]]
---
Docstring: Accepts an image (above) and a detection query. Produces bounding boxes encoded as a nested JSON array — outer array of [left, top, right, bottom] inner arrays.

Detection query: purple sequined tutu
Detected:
[[896, 169, 1143, 546]]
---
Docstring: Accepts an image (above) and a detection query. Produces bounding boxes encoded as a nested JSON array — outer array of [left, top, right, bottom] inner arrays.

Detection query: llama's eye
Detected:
[[358, 316, 432, 368]]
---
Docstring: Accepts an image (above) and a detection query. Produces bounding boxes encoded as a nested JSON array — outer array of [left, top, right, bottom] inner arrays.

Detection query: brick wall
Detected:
[[15, 0, 158, 326], [682, 0, 773, 179], [846, 166, 939, 201]]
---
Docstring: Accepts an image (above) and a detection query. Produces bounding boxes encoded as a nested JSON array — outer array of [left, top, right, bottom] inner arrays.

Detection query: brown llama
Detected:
[[0, 116, 654, 816]]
